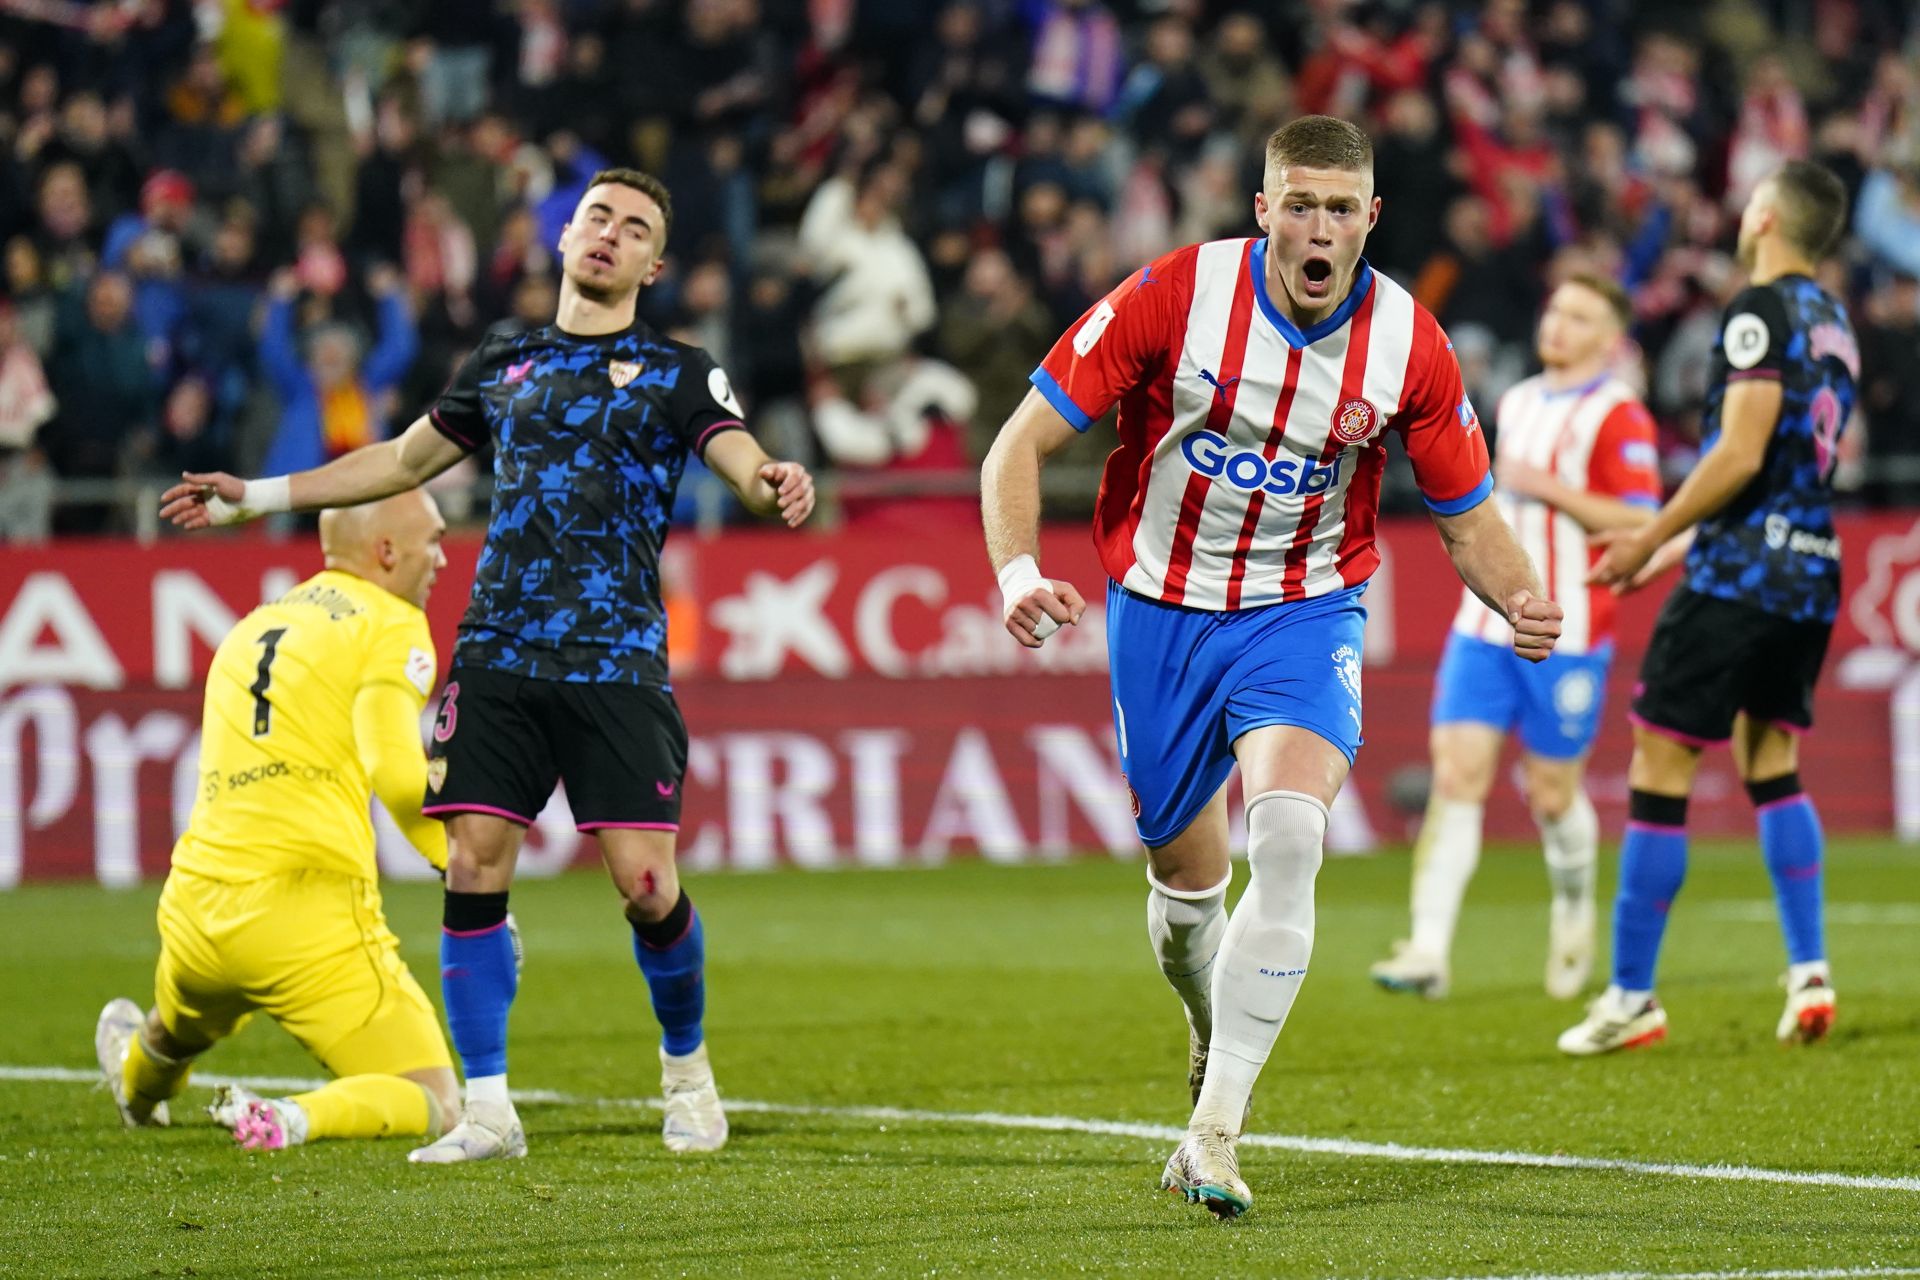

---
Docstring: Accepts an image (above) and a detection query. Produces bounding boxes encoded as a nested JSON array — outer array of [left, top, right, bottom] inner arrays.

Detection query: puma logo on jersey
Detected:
[[505, 360, 534, 383], [1197, 368, 1240, 400]]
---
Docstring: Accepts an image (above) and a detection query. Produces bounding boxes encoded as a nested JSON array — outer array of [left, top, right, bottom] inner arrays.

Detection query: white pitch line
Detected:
[[8, 1064, 1919, 1195], [1703, 901, 1920, 927], [1454, 1271, 1920, 1280]]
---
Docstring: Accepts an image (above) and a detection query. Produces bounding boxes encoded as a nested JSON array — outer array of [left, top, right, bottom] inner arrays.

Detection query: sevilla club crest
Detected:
[[609, 359, 643, 389], [1330, 396, 1378, 444], [426, 757, 448, 794]]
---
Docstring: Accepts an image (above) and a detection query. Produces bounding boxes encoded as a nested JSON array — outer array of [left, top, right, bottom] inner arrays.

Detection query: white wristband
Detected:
[[203, 475, 291, 526], [997, 554, 1059, 640], [243, 476, 292, 513]]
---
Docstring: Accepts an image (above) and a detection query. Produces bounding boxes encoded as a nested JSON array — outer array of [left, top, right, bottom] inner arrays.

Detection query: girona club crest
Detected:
[[608, 359, 643, 389], [1330, 397, 1378, 444]]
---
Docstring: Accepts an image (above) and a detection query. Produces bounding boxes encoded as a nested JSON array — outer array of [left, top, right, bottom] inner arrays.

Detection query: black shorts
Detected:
[[1631, 586, 1831, 746], [423, 666, 688, 830]]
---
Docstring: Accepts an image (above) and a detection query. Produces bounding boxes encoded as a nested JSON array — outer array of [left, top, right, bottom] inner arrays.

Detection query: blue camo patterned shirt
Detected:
[[1684, 275, 1858, 624], [428, 317, 745, 686]]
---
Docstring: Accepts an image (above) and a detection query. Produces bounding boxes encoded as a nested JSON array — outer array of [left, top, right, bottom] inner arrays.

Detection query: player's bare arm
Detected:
[[981, 387, 1089, 648], [1432, 498, 1563, 662], [1590, 379, 1781, 589], [702, 430, 814, 528], [1499, 460, 1657, 535], [159, 416, 467, 529]]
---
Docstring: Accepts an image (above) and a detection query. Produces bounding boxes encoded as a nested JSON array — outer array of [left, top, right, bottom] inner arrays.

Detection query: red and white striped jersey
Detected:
[[1449, 373, 1661, 653], [1032, 238, 1491, 611]]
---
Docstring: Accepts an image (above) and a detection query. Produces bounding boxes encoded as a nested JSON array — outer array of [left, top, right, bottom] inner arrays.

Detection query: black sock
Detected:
[[1745, 772, 1802, 807], [1628, 790, 1688, 827], [444, 890, 510, 933], [630, 889, 693, 949]]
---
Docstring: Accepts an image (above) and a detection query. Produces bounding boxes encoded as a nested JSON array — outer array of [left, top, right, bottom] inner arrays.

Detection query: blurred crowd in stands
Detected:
[[3, 0, 1920, 538]]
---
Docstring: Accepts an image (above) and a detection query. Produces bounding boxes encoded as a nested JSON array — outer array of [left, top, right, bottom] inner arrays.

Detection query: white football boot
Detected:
[[1160, 1127, 1252, 1220], [1369, 940, 1450, 999], [95, 997, 168, 1127], [1777, 972, 1836, 1045], [1557, 986, 1667, 1056], [407, 1101, 527, 1163], [661, 1043, 728, 1153], [1544, 893, 1595, 1001]]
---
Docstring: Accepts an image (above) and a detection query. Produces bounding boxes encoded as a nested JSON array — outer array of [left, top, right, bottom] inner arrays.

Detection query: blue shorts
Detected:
[[1430, 632, 1613, 760], [1108, 580, 1366, 848]]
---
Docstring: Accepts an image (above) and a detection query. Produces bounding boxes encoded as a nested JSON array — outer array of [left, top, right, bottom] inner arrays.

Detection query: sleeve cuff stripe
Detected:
[[1422, 471, 1494, 516], [428, 408, 481, 451], [696, 419, 747, 454], [1726, 369, 1781, 382], [1029, 368, 1095, 432]]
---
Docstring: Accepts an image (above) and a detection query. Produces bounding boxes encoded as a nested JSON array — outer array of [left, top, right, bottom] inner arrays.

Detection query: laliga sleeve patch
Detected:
[[405, 646, 436, 697], [1723, 312, 1770, 370], [1072, 299, 1117, 356], [708, 365, 745, 416]]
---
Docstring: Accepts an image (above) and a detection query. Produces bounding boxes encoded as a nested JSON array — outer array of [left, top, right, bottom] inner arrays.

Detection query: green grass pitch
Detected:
[[3, 837, 1918, 1278]]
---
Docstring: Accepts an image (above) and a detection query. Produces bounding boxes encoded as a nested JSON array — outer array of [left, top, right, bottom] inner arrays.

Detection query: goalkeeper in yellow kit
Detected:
[[95, 490, 462, 1149]]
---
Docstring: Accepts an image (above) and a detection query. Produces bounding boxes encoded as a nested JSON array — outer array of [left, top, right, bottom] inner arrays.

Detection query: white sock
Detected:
[[465, 1074, 511, 1107], [1408, 798, 1483, 959], [1192, 791, 1326, 1135], [1146, 868, 1230, 1042], [1539, 789, 1598, 902], [1788, 959, 1831, 988]]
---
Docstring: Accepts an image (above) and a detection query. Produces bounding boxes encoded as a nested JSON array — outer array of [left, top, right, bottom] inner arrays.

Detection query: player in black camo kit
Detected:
[[1559, 161, 1856, 1057], [160, 169, 815, 1159]]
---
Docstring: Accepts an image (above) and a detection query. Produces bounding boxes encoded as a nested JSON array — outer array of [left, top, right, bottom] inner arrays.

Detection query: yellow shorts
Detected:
[[153, 868, 451, 1078]]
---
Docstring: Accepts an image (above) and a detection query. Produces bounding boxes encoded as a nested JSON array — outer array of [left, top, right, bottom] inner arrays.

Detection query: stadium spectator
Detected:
[[1025, 0, 1124, 117], [3, 235, 58, 357], [2, 0, 1919, 533], [940, 245, 1056, 460], [257, 264, 418, 476], [0, 297, 56, 543], [43, 270, 153, 530], [1857, 270, 1920, 505], [799, 154, 936, 394]]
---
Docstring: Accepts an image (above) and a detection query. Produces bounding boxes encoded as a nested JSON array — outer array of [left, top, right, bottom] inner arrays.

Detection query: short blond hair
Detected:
[[1263, 115, 1374, 190]]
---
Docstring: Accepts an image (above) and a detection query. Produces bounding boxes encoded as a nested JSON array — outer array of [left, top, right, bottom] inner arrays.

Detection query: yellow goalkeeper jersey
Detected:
[[172, 569, 445, 882]]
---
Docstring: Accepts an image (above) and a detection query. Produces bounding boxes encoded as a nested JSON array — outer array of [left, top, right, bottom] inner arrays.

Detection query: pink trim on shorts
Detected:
[[1765, 718, 1811, 736], [442, 922, 508, 939], [576, 821, 679, 833], [422, 803, 534, 826], [1628, 711, 1727, 749]]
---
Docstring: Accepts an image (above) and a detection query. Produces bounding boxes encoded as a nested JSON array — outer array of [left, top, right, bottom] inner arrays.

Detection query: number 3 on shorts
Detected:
[[433, 681, 460, 744]]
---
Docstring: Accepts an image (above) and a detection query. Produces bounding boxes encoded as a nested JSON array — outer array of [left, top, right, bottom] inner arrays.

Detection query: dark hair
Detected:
[[1769, 160, 1847, 259], [1264, 115, 1374, 185], [586, 167, 674, 245], [1561, 272, 1633, 331]]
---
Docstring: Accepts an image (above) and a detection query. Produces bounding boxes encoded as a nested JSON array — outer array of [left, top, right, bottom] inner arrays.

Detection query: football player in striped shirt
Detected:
[[982, 115, 1562, 1218], [1371, 275, 1660, 1002]]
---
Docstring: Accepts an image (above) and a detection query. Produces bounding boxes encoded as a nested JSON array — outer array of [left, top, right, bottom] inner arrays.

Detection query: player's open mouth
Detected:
[[1301, 257, 1334, 300], [585, 249, 616, 268]]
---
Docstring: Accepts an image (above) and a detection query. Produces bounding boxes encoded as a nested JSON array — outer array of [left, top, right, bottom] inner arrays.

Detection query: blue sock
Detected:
[[1612, 791, 1689, 991], [632, 891, 705, 1057], [441, 891, 517, 1078], [1751, 773, 1825, 965]]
